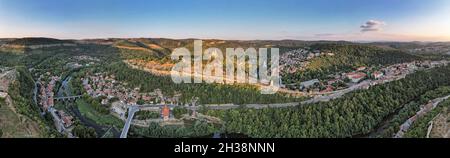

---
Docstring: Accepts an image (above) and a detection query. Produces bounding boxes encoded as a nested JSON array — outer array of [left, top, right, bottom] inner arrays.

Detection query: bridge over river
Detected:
[[54, 95, 83, 101]]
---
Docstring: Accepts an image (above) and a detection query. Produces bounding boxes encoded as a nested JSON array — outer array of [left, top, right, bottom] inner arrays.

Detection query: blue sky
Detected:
[[1, 0, 449, 41]]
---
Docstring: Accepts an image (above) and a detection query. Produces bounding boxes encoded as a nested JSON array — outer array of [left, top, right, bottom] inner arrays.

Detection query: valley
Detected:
[[1, 37, 450, 138]]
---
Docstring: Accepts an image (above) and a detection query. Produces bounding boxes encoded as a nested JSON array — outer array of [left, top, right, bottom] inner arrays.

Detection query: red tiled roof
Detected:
[[347, 72, 366, 79], [353, 73, 366, 79], [162, 105, 170, 118]]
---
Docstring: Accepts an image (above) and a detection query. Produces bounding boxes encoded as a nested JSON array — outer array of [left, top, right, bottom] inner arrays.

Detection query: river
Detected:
[[56, 71, 120, 137]]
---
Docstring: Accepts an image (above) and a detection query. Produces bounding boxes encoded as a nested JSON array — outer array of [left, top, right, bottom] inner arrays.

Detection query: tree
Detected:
[[173, 107, 188, 119], [0, 129, 3, 137], [72, 125, 97, 138], [137, 99, 145, 105]]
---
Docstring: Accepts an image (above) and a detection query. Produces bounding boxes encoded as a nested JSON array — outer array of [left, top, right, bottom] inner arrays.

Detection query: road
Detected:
[[33, 82, 38, 106], [119, 104, 181, 138], [31, 76, 46, 115], [120, 105, 140, 138], [48, 107, 64, 132], [193, 74, 404, 110]]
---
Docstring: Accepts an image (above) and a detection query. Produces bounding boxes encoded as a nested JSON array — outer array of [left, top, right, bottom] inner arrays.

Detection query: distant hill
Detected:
[[110, 38, 424, 84], [0, 38, 77, 54], [112, 39, 170, 60], [367, 42, 450, 55], [5, 37, 74, 45], [0, 37, 436, 63], [111, 38, 355, 60], [0, 39, 15, 45]]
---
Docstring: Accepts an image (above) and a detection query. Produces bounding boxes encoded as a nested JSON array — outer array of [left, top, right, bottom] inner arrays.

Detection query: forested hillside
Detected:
[[205, 65, 450, 138], [102, 62, 304, 104]]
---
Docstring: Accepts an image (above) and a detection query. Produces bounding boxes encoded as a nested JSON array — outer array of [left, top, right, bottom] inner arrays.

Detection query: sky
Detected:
[[0, 0, 450, 41]]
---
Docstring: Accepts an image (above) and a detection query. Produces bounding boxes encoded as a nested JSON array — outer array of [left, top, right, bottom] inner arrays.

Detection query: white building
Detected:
[[0, 92, 8, 98], [300, 79, 320, 89]]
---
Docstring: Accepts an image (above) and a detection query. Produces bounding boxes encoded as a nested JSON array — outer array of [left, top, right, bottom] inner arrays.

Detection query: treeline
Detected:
[[134, 111, 160, 120], [129, 120, 218, 138], [173, 107, 189, 119], [5, 38, 73, 45], [72, 125, 97, 138], [205, 65, 450, 138]]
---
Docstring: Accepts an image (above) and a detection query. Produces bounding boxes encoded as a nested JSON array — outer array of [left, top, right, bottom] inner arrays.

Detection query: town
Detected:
[[279, 47, 450, 96]]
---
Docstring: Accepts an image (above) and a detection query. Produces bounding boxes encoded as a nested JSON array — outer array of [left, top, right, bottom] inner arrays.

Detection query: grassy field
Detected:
[[76, 99, 123, 128], [0, 99, 42, 138]]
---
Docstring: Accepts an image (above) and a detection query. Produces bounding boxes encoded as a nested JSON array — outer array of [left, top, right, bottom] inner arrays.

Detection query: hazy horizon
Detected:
[[4, 36, 450, 43]]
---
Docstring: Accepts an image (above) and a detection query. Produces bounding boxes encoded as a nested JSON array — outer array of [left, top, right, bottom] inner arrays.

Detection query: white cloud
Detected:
[[360, 20, 386, 32]]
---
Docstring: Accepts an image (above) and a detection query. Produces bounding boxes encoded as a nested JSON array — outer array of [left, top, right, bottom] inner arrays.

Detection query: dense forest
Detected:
[[0, 53, 21, 67], [129, 120, 219, 138], [370, 86, 450, 137], [404, 99, 450, 138], [102, 61, 304, 104], [204, 65, 450, 138]]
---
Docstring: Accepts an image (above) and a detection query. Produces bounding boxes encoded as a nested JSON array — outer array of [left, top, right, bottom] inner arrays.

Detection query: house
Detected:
[[161, 105, 170, 121], [346, 72, 367, 83], [141, 94, 152, 101], [373, 71, 384, 79], [306, 53, 315, 59], [0, 92, 7, 98], [327, 79, 338, 85], [47, 97, 54, 107], [320, 86, 334, 93], [58, 111, 73, 128], [356, 66, 367, 71], [300, 79, 320, 89], [127, 98, 137, 105], [62, 115, 73, 128], [101, 99, 109, 105]]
